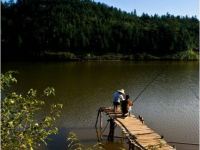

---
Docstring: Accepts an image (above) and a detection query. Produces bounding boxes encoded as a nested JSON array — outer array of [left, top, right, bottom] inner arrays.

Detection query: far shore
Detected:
[[2, 50, 199, 62]]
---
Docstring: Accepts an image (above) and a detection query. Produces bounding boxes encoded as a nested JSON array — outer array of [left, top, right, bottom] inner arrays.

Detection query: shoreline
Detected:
[[2, 53, 199, 62]]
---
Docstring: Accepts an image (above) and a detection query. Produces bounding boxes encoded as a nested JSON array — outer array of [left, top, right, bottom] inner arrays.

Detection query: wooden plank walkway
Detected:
[[96, 107, 175, 150]]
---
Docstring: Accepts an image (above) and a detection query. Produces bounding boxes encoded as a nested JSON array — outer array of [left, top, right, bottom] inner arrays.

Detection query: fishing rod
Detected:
[[133, 70, 164, 103], [168, 141, 199, 146], [189, 86, 199, 100]]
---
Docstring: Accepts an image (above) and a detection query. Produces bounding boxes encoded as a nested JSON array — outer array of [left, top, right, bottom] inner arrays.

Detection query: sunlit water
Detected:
[[2, 61, 199, 150]]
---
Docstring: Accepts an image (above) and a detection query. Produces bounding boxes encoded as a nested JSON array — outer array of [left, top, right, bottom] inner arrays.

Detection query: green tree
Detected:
[[1, 71, 63, 150], [1, 0, 199, 60]]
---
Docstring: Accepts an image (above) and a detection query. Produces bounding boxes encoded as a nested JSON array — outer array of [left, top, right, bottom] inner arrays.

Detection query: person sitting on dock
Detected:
[[121, 95, 128, 116], [113, 89, 125, 112], [127, 95, 133, 116], [121, 94, 133, 117], [121, 95, 133, 117]]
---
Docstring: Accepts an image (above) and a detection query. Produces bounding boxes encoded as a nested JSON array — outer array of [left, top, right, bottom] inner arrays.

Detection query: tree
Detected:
[[1, 0, 199, 60], [1, 71, 63, 150]]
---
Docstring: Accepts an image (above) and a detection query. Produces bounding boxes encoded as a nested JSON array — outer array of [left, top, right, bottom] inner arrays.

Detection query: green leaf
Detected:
[[44, 87, 55, 96], [28, 89, 37, 97], [1, 72, 63, 150]]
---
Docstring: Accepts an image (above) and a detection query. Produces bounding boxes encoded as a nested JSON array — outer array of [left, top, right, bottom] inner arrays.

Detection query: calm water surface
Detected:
[[2, 61, 199, 150]]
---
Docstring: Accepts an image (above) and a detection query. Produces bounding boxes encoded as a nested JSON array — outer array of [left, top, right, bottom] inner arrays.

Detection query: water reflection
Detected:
[[2, 61, 199, 150]]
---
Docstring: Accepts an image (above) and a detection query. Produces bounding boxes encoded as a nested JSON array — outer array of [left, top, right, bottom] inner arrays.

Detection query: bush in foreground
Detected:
[[1, 71, 63, 150]]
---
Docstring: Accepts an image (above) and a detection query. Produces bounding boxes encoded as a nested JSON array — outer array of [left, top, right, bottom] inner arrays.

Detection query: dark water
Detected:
[[2, 61, 199, 150]]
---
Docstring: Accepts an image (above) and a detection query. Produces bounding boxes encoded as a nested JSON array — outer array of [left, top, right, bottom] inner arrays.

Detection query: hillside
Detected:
[[1, 0, 199, 61]]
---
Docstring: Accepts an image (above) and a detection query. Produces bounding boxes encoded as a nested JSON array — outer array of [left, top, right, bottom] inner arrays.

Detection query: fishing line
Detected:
[[190, 87, 199, 100], [133, 69, 164, 103], [131, 67, 199, 148], [168, 141, 199, 146]]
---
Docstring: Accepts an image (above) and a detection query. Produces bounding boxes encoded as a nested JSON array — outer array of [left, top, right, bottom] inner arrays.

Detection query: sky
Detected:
[[2, 0, 199, 18], [94, 0, 199, 18]]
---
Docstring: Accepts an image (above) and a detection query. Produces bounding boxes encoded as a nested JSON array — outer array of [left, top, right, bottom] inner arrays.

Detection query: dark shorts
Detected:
[[113, 102, 120, 106]]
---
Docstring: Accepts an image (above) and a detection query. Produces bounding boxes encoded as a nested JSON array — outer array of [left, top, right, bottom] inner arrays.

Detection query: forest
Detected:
[[1, 0, 199, 61]]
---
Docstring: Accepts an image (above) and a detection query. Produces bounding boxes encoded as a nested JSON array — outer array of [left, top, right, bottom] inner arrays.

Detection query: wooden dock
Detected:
[[95, 107, 175, 150]]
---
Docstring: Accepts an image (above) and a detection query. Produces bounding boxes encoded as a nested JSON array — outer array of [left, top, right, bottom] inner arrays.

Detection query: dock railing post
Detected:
[[99, 111, 103, 140], [107, 118, 115, 142], [128, 141, 135, 150], [100, 111, 102, 129]]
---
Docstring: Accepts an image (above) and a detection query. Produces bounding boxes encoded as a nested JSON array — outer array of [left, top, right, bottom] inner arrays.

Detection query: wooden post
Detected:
[[95, 109, 100, 128], [128, 140, 136, 150], [107, 118, 115, 142], [100, 111, 102, 129], [99, 111, 103, 140], [128, 141, 132, 150], [132, 144, 135, 150], [121, 130, 124, 143]]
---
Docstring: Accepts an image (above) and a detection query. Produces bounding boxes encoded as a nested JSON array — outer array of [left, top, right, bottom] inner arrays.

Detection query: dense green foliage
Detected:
[[1, 72, 63, 149], [1, 0, 199, 60]]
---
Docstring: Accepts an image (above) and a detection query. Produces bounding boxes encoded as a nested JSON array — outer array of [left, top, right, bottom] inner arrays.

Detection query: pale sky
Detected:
[[94, 0, 199, 18], [2, 0, 199, 18]]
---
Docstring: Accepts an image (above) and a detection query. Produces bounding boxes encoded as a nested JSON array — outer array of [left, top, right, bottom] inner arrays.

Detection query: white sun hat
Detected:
[[117, 89, 125, 94]]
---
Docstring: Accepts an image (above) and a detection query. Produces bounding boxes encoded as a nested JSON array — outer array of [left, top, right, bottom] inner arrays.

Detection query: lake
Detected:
[[2, 61, 199, 150]]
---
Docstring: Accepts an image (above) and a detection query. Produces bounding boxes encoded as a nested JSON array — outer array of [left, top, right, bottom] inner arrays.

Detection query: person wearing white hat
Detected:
[[113, 89, 125, 112]]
